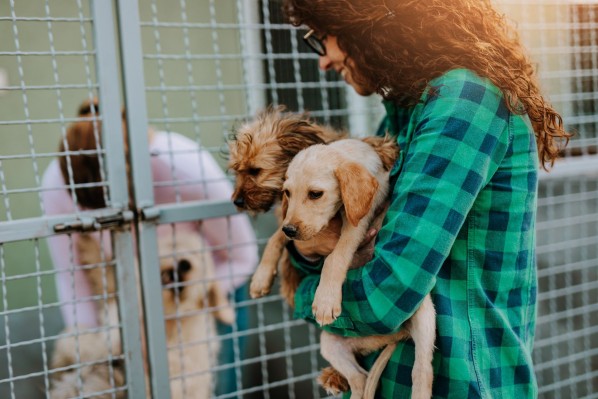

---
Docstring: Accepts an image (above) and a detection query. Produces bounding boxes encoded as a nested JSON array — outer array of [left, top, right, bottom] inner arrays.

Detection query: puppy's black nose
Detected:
[[282, 224, 298, 238], [233, 196, 245, 208], [178, 259, 192, 274]]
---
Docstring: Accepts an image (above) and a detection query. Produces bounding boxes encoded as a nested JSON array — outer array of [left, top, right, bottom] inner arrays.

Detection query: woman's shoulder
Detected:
[[422, 68, 505, 109], [428, 68, 502, 97]]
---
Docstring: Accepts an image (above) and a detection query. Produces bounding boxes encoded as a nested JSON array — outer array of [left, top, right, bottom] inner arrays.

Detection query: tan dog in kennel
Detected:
[[49, 231, 234, 399]]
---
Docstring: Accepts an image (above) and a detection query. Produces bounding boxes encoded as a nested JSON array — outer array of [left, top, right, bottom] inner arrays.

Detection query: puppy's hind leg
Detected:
[[250, 229, 287, 298], [320, 331, 368, 399], [407, 294, 436, 399], [318, 366, 349, 396]]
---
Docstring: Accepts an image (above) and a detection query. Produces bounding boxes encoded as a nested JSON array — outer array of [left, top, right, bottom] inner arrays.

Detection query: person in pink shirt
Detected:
[[41, 99, 258, 394]]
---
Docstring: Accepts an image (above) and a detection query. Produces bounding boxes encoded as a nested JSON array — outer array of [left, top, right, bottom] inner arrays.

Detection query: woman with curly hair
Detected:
[[283, 0, 570, 397]]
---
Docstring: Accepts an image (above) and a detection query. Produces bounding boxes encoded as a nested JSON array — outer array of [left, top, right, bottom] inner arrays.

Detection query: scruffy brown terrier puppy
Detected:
[[49, 232, 234, 399], [228, 106, 344, 304]]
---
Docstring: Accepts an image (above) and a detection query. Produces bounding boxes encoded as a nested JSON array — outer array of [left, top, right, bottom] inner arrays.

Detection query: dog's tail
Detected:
[[363, 342, 397, 399]]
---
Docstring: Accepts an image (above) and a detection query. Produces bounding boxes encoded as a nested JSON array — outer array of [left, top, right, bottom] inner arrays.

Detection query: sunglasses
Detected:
[[303, 29, 327, 56]]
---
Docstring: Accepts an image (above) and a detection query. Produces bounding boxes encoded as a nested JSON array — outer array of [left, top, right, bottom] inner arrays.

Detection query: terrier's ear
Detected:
[[334, 162, 379, 227], [276, 118, 327, 157], [360, 135, 400, 171]]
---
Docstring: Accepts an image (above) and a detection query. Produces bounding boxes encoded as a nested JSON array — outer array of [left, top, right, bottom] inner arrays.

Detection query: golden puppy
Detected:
[[281, 138, 436, 399], [158, 231, 234, 399], [228, 106, 344, 304], [49, 232, 234, 399]]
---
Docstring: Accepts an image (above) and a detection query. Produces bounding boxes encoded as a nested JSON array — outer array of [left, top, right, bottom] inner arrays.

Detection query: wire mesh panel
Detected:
[[536, 176, 598, 398], [0, 1, 145, 398], [498, 1, 598, 396]]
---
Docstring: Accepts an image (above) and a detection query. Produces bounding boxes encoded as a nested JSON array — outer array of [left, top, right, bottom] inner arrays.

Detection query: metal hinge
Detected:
[[53, 210, 135, 234]]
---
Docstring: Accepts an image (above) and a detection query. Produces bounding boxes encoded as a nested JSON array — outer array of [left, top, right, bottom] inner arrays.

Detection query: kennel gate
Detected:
[[0, 0, 597, 398]]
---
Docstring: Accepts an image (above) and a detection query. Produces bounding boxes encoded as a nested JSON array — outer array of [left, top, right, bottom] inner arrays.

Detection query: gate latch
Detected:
[[53, 211, 134, 234]]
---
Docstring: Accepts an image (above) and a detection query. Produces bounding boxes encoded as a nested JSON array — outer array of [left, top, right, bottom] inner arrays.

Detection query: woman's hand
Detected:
[[349, 201, 388, 268], [349, 227, 378, 269]]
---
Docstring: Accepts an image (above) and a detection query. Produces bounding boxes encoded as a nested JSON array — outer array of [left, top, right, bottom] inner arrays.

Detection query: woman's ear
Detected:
[[334, 162, 379, 227]]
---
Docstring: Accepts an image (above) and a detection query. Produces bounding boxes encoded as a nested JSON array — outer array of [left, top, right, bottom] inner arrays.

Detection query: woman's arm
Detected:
[[292, 74, 511, 337]]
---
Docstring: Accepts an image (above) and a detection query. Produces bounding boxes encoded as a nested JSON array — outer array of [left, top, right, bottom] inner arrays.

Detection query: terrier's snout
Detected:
[[282, 224, 298, 239], [233, 195, 246, 209]]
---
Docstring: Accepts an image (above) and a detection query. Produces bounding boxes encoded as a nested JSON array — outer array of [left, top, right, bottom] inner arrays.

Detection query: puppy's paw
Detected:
[[318, 366, 349, 395], [215, 305, 236, 325], [249, 266, 277, 299], [312, 287, 341, 326]]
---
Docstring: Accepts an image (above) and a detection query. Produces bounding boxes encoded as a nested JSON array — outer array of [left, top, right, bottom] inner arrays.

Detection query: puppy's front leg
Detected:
[[250, 229, 287, 298], [312, 220, 369, 326]]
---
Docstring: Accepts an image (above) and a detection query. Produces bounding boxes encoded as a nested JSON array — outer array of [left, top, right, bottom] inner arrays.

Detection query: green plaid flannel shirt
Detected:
[[291, 69, 539, 398]]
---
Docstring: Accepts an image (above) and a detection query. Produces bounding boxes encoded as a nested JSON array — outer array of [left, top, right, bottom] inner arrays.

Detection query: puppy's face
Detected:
[[158, 237, 213, 315], [281, 145, 343, 241], [228, 121, 288, 213], [228, 107, 337, 213], [282, 143, 381, 241]]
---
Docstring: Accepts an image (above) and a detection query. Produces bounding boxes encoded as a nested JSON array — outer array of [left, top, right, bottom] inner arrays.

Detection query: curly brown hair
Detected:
[[283, 0, 570, 169]]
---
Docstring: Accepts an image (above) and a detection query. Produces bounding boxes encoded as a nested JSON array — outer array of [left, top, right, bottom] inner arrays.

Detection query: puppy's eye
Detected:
[[308, 191, 323, 200], [161, 269, 173, 285], [248, 167, 261, 176], [283, 189, 291, 198]]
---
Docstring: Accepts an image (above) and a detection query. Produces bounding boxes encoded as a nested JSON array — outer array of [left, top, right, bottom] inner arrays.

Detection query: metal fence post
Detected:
[[113, 1, 172, 398]]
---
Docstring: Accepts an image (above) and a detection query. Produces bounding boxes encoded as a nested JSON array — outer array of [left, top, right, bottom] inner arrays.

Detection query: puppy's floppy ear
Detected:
[[334, 162, 379, 227]]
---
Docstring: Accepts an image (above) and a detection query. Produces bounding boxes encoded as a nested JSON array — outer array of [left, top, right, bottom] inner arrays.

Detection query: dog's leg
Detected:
[[312, 219, 369, 325], [318, 366, 350, 396], [208, 281, 236, 325], [407, 294, 436, 399], [320, 331, 368, 399], [250, 229, 287, 298], [278, 250, 301, 307]]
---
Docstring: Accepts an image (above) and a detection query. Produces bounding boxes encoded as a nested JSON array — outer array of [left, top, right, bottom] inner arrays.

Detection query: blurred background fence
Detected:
[[0, 0, 596, 398]]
